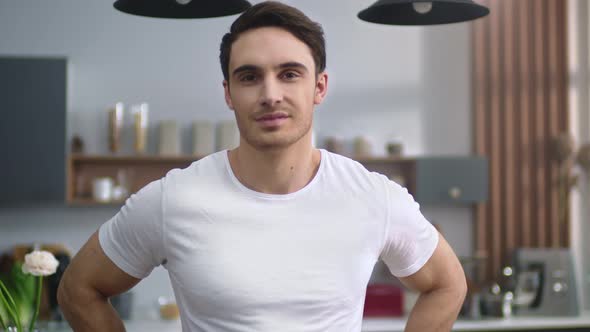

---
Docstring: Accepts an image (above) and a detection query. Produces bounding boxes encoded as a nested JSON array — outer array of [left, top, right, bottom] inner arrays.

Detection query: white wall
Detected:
[[568, 0, 590, 311], [0, 0, 473, 315]]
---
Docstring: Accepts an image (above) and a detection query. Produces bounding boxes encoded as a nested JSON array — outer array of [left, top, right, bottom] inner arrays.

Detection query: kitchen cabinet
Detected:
[[362, 156, 488, 205], [0, 56, 67, 205], [413, 156, 488, 204], [66, 154, 487, 206], [362, 315, 590, 331]]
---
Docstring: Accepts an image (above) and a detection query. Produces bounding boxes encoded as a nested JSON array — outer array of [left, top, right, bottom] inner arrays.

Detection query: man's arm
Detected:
[[399, 232, 467, 332], [57, 231, 141, 332]]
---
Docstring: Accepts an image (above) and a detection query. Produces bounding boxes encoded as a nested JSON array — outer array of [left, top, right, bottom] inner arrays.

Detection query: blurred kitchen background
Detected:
[[0, 0, 589, 328]]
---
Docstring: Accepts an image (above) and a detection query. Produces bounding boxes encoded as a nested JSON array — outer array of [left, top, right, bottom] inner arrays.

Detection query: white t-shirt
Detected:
[[99, 149, 438, 332]]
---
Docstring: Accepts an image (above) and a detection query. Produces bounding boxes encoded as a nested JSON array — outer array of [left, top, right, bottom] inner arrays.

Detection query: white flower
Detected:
[[21, 250, 59, 276]]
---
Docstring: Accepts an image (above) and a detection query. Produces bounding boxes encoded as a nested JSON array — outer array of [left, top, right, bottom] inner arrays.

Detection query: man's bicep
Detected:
[[398, 233, 465, 294], [64, 231, 141, 297]]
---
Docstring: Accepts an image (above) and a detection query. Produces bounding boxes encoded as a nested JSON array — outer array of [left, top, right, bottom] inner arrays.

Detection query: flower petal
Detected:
[[22, 250, 59, 276]]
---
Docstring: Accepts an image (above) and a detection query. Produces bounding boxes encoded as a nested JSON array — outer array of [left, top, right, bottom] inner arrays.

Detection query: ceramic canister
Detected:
[[192, 121, 215, 156]]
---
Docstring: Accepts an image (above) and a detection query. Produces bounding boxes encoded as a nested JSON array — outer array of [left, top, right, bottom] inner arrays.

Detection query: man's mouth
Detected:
[[256, 112, 289, 121], [255, 112, 289, 127]]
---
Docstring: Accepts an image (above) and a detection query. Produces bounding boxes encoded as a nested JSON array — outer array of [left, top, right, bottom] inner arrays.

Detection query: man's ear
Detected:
[[313, 72, 328, 105], [223, 80, 234, 110]]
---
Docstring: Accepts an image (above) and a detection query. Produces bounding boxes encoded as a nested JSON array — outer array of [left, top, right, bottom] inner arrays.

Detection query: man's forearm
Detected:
[[59, 288, 126, 332], [404, 287, 465, 332]]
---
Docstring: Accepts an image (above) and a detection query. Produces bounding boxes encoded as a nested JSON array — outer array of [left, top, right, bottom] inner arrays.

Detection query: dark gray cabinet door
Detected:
[[0, 57, 67, 205], [414, 157, 488, 204]]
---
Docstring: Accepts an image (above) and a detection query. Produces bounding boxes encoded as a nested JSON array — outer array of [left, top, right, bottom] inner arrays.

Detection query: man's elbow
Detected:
[[454, 272, 468, 305], [428, 260, 467, 310], [57, 271, 75, 311], [447, 266, 468, 310], [57, 269, 96, 313], [421, 267, 467, 306]]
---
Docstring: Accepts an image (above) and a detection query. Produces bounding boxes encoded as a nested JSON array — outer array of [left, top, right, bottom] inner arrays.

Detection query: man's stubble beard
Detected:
[[236, 114, 313, 151]]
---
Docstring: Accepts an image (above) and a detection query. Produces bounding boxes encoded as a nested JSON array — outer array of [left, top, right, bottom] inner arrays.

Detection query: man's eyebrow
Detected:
[[277, 62, 308, 72], [232, 64, 260, 77], [231, 62, 309, 77]]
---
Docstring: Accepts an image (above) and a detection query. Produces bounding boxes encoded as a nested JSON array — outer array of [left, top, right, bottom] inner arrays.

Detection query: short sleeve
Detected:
[[98, 179, 166, 279], [379, 178, 439, 278]]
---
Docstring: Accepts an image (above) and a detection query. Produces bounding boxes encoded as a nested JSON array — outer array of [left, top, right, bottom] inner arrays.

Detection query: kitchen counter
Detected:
[[40, 313, 590, 332], [363, 314, 590, 331]]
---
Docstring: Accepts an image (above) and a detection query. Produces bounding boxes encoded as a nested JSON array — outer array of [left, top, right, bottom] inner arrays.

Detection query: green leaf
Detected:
[[0, 294, 14, 329], [0, 263, 34, 329], [12, 282, 33, 326], [0, 279, 22, 332], [10, 263, 35, 304], [0, 302, 7, 331], [28, 276, 43, 332]]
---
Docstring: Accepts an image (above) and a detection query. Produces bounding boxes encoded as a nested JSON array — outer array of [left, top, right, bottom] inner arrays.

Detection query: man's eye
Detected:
[[239, 74, 257, 82], [282, 71, 300, 80]]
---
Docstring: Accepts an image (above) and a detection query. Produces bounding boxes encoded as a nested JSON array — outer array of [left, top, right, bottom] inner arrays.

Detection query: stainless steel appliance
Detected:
[[511, 248, 579, 316]]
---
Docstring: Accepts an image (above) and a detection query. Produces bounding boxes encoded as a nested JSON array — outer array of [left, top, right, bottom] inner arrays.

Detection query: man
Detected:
[[58, 2, 466, 331]]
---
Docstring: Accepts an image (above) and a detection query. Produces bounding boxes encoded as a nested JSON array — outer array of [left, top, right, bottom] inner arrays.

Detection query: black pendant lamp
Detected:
[[358, 0, 489, 25], [113, 0, 252, 19]]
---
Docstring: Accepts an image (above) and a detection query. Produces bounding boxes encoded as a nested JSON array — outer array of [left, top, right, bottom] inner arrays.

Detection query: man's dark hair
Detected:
[[219, 1, 326, 82]]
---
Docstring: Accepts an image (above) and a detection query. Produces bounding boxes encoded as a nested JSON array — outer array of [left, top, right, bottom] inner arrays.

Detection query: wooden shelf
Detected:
[[70, 154, 204, 163], [355, 156, 413, 164], [67, 154, 202, 205], [66, 153, 414, 206], [69, 154, 411, 163], [68, 198, 127, 206]]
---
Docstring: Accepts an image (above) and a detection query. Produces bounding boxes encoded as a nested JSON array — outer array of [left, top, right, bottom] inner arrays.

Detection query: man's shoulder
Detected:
[[322, 149, 363, 169], [162, 150, 226, 184], [321, 149, 388, 188]]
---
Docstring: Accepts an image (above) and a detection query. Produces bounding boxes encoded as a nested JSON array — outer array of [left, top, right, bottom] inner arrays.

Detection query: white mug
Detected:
[[93, 177, 114, 203]]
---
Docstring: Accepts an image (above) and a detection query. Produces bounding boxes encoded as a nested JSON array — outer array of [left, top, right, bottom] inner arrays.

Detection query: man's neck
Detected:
[[228, 139, 321, 195]]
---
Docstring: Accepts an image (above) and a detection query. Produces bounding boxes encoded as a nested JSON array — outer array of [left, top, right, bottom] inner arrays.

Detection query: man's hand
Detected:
[[58, 231, 141, 332], [399, 232, 467, 332]]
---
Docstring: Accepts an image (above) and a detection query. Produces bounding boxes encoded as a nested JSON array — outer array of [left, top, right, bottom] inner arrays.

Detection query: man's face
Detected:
[[223, 27, 328, 151]]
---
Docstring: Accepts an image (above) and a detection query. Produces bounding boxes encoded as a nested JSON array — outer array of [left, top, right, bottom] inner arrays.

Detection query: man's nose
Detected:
[[259, 78, 283, 107]]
